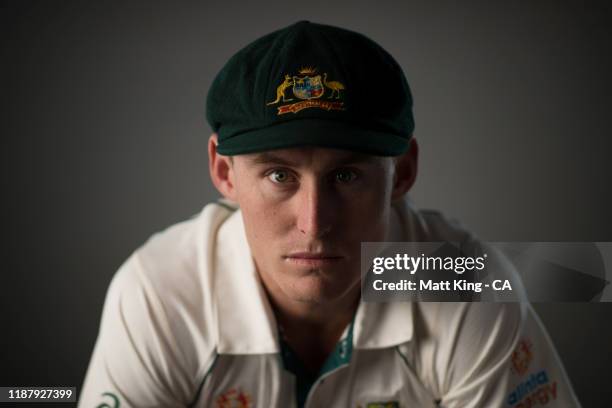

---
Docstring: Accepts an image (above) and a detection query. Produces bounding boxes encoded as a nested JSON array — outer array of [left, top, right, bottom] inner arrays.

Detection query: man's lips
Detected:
[[283, 252, 344, 267]]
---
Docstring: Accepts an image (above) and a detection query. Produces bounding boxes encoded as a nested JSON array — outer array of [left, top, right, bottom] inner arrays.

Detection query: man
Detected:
[[79, 21, 580, 407]]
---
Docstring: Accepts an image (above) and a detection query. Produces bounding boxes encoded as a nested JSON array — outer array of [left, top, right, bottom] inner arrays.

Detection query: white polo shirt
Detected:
[[79, 199, 581, 407]]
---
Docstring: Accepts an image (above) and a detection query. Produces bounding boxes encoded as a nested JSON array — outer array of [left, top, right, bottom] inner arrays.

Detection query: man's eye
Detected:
[[334, 169, 357, 183], [267, 169, 294, 184]]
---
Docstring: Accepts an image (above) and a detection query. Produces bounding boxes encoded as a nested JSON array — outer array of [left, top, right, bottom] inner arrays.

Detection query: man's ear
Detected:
[[208, 133, 237, 201], [391, 137, 419, 201]]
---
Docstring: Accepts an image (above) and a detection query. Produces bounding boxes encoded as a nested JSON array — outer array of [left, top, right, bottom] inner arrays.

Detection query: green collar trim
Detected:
[[279, 320, 355, 408], [215, 199, 238, 212]]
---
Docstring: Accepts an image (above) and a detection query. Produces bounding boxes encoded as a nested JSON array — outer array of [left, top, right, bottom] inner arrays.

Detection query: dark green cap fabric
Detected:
[[206, 21, 414, 156]]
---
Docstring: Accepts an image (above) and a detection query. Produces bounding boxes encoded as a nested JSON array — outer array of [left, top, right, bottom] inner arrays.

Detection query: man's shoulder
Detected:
[[139, 200, 237, 252], [100, 201, 240, 361], [106, 200, 240, 339], [393, 198, 478, 245], [133, 200, 237, 281], [80, 202, 240, 407], [414, 301, 524, 339]]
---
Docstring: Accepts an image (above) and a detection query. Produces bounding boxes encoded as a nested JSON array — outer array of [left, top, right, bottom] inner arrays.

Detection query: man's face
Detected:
[[228, 147, 396, 306]]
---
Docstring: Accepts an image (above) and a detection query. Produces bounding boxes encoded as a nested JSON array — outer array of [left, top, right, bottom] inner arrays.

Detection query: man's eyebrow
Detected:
[[334, 153, 380, 166], [247, 152, 380, 166], [248, 153, 295, 166]]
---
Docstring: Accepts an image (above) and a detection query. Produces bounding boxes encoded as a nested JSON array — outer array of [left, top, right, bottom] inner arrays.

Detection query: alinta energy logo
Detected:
[[507, 370, 557, 408], [507, 337, 557, 408], [267, 66, 346, 115]]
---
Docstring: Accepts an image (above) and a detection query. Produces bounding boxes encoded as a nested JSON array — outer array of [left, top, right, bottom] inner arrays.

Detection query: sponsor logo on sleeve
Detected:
[[507, 370, 558, 408], [215, 388, 251, 408], [511, 337, 534, 376]]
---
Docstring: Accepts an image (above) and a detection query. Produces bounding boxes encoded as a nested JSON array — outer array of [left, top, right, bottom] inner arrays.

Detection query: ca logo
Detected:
[[96, 392, 120, 408]]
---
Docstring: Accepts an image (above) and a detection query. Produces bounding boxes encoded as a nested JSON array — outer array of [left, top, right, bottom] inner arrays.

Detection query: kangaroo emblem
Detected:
[[267, 75, 294, 105]]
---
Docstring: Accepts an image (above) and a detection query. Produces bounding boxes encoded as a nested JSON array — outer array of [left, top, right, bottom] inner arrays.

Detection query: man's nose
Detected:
[[295, 180, 334, 238]]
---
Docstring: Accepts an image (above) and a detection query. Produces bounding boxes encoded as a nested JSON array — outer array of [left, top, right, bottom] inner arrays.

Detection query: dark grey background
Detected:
[[2, 0, 611, 405]]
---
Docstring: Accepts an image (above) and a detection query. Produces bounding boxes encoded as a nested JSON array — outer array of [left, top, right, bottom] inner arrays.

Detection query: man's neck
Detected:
[[259, 277, 360, 375], [269, 284, 358, 330], [273, 290, 359, 338]]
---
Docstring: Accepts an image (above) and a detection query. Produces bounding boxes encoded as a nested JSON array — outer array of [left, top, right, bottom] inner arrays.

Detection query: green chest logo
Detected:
[[96, 392, 119, 408], [365, 402, 399, 408]]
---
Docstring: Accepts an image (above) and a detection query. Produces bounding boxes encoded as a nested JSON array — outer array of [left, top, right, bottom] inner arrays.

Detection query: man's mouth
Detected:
[[284, 252, 344, 267]]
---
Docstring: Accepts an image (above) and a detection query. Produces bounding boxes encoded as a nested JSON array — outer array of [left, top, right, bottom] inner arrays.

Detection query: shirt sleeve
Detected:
[[78, 254, 198, 408], [435, 303, 581, 408], [502, 303, 581, 408]]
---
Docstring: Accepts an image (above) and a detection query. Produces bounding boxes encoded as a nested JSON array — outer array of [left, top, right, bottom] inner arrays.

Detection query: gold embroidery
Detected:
[[267, 67, 346, 114], [266, 75, 294, 105], [298, 66, 317, 75], [278, 99, 344, 115], [323, 72, 345, 99]]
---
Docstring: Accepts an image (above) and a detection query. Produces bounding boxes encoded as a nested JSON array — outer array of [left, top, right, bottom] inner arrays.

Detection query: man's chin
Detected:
[[282, 273, 358, 304]]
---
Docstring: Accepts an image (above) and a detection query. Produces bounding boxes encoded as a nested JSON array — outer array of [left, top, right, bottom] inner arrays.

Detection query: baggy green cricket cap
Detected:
[[206, 21, 414, 156]]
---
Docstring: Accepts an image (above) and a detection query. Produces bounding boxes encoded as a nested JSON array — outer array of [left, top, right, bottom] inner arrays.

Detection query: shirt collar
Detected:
[[212, 197, 422, 354], [353, 197, 420, 349], [214, 209, 280, 354]]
